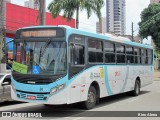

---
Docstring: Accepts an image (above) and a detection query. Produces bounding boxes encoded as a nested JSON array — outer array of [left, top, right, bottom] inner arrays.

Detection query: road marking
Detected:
[[72, 117, 84, 120], [128, 98, 139, 103]]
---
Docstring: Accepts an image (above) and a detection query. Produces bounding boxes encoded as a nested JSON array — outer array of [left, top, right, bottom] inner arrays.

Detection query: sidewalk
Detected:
[[154, 70, 160, 81]]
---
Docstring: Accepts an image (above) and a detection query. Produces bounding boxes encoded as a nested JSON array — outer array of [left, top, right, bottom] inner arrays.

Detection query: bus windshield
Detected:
[[14, 41, 66, 75]]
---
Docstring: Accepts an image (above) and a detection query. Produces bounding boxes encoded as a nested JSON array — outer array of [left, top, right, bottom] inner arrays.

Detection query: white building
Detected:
[[24, 0, 39, 9], [150, 0, 160, 3], [96, 17, 107, 33], [106, 0, 126, 35]]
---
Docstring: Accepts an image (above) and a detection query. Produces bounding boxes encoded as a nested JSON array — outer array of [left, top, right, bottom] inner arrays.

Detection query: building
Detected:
[[24, 0, 39, 9], [6, 0, 11, 3], [96, 22, 101, 33], [6, 3, 75, 38], [96, 17, 106, 33], [150, 0, 160, 3], [106, 0, 126, 35]]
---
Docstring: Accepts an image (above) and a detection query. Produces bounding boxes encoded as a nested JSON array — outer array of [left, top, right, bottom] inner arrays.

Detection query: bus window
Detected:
[[145, 49, 148, 64], [70, 44, 85, 65], [116, 44, 125, 53], [104, 42, 115, 63], [73, 45, 85, 65], [126, 46, 134, 64], [116, 44, 125, 63], [141, 49, 146, 64], [88, 39, 103, 63], [147, 49, 153, 64], [134, 47, 141, 64]]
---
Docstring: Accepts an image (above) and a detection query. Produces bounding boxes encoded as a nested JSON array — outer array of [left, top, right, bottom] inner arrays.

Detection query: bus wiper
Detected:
[[40, 39, 51, 57], [20, 39, 27, 63], [23, 39, 27, 46]]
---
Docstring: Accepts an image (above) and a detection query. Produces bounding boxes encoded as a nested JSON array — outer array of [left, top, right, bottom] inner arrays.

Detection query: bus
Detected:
[[10, 26, 154, 109]]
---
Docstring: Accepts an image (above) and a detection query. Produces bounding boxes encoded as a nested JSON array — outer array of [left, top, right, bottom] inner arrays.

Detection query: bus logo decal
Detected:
[[32, 66, 40, 74], [115, 71, 121, 76]]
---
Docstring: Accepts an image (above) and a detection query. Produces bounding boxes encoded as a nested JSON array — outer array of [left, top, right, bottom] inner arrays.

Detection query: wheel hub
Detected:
[[88, 92, 95, 104]]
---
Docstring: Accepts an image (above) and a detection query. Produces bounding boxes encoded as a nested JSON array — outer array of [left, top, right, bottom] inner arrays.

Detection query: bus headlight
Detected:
[[50, 84, 65, 95]]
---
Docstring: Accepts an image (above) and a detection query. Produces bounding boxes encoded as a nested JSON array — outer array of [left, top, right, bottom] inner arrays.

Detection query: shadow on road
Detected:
[[95, 90, 150, 109], [2, 90, 151, 118], [139, 90, 150, 95], [0, 101, 25, 107]]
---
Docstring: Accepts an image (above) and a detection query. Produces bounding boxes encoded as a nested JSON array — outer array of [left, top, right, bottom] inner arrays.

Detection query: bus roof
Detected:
[[17, 26, 153, 49], [66, 27, 153, 49]]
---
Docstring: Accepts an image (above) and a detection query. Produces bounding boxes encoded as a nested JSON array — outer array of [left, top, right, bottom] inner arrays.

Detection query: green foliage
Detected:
[[139, 3, 160, 50], [48, 0, 104, 28], [155, 49, 160, 58]]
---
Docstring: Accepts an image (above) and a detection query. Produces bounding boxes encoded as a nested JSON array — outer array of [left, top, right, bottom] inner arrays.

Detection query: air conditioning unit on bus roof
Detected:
[[58, 25, 71, 28], [101, 33, 131, 42]]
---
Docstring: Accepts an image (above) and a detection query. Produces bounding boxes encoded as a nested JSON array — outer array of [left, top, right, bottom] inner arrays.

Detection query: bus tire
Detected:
[[132, 79, 140, 96], [82, 86, 97, 110]]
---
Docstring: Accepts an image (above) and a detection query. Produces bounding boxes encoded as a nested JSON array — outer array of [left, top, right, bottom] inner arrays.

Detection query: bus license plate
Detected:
[[27, 95, 36, 100]]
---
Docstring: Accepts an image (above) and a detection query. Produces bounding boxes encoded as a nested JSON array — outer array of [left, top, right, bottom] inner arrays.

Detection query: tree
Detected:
[[139, 3, 160, 50], [0, 0, 6, 64], [48, 0, 104, 29], [34, 0, 46, 25]]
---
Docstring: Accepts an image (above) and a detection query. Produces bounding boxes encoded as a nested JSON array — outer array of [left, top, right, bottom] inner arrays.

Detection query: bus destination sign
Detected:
[[21, 30, 57, 37]]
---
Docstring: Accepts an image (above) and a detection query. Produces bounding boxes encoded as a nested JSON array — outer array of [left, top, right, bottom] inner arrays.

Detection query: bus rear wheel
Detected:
[[82, 86, 97, 110], [132, 80, 140, 96]]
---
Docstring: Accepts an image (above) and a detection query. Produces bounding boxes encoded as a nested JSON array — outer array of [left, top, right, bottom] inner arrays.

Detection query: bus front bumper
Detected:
[[11, 86, 68, 105]]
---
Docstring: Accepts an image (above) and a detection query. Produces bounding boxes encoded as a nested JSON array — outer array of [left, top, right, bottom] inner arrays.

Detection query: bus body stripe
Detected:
[[104, 66, 113, 95]]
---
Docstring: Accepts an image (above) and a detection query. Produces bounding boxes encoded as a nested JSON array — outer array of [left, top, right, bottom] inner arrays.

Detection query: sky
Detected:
[[11, 0, 150, 36]]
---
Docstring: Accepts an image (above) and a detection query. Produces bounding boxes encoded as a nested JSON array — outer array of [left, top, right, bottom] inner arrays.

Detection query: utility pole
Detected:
[[0, 0, 6, 73], [131, 22, 134, 42]]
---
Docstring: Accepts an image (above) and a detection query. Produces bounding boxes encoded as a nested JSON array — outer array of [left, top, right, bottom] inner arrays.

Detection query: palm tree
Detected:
[[48, 0, 104, 29], [34, 0, 46, 25]]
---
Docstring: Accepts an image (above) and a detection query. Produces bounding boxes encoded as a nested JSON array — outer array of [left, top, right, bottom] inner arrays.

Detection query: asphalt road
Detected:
[[0, 80, 160, 120]]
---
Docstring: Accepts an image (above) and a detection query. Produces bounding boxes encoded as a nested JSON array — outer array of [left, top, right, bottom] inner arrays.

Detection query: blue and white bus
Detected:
[[11, 26, 154, 109]]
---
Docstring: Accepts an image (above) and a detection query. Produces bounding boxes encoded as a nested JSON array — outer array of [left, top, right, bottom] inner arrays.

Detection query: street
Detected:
[[0, 75, 160, 120]]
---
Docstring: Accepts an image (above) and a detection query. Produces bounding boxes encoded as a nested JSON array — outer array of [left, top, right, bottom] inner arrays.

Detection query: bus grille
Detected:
[[17, 91, 48, 101], [12, 73, 53, 85]]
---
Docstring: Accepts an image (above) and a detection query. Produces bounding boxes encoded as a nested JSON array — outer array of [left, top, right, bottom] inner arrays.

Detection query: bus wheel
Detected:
[[132, 80, 140, 96], [82, 86, 97, 110]]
